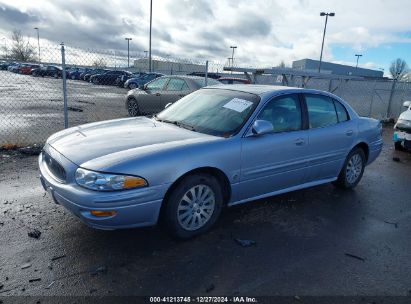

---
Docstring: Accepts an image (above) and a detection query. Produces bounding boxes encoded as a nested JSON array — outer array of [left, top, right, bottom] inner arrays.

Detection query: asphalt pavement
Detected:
[[0, 127, 410, 298]]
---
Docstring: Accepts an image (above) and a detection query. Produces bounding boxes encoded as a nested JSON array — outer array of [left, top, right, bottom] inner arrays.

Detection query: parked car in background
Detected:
[[125, 75, 220, 116], [188, 72, 221, 79], [218, 77, 251, 84], [39, 85, 382, 239], [90, 70, 131, 85], [0, 61, 13, 70], [116, 72, 145, 87], [68, 68, 92, 80], [124, 72, 164, 90], [7, 62, 19, 71], [393, 100, 411, 151], [82, 69, 110, 82], [9, 63, 23, 73], [19, 64, 41, 75], [32, 65, 62, 78]]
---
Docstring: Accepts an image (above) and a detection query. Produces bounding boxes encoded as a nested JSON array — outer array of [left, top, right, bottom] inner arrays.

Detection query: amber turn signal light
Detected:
[[90, 210, 117, 217]]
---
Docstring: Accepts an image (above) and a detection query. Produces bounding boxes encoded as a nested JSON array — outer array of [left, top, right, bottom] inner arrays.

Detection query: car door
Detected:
[[239, 93, 309, 200], [137, 77, 169, 114], [162, 78, 191, 105], [303, 93, 357, 182]]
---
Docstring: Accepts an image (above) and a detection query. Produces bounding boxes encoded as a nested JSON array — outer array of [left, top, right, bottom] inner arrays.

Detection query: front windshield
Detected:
[[156, 88, 260, 137]]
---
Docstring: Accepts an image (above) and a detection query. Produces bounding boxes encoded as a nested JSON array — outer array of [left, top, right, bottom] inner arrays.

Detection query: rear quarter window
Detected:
[[333, 99, 349, 122]]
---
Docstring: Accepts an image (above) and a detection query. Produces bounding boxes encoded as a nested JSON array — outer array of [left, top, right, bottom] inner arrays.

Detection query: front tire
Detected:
[[333, 148, 366, 189], [394, 141, 404, 151], [163, 174, 223, 239]]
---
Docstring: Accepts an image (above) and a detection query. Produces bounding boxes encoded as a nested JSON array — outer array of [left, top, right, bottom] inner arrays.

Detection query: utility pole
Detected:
[[318, 12, 335, 73], [355, 54, 362, 69], [125, 38, 132, 67], [230, 46, 237, 74], [34, 27, 41, 63], [2, 38, 7, 59], [149, 0, 153, 72]]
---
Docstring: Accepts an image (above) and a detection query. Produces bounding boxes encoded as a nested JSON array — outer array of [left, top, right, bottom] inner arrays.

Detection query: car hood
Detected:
[[47, 117, 217, 166]]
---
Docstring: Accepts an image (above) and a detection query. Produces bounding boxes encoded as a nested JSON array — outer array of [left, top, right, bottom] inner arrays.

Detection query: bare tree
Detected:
[[277, 60, 286, 68], [389, 58, 408, 80], [93, 58, 107, 68], [9, 30, 36, 62]]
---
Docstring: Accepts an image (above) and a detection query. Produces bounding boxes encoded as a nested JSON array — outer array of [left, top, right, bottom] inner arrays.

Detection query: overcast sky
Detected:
[[0, 0, 410, 73]]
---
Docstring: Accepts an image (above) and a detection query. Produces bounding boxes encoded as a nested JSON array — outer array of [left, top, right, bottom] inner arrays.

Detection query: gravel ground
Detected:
[[0, 127, 410, 299]]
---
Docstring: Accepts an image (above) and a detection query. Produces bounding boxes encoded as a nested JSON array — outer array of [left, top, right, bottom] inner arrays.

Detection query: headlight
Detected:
[[75, 168, 147, 191]]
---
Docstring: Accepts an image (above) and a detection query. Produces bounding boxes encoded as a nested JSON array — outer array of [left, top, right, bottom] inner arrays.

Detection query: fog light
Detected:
[[90, 210, 117, 217]]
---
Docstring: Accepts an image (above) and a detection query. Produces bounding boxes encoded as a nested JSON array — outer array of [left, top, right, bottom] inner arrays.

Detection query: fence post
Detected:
[[60, 43, 68, 129], [386, 79, 397, 119], [368, 80, 377, 117], [205, 60, 208, 86]]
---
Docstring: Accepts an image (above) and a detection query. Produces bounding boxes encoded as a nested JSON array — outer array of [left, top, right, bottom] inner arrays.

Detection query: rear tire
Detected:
[[163, 173, 223, 239], [127, 98, 141, 116], [333, 147, 366, 189]]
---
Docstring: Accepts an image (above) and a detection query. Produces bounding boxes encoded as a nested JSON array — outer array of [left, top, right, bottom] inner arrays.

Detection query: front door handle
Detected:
[[294, 138, 305, 146], [346, 130, 354, 136]]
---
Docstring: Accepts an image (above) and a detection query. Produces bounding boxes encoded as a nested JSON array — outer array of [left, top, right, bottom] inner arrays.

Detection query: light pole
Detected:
[[318, 12, 335, 73], [34, 27, 40, 63], [230, 46, 237, 74], [125, 38, 132, 67], [149, 0, 153, 72], [355, 54, 362, 69]]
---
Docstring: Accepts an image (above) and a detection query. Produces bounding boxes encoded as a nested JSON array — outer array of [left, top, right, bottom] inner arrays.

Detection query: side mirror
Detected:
[[138, 84, 145, 90], [165, 102, 173, 109], [403, 101, 411, 108], [251, 120, 274, 136]]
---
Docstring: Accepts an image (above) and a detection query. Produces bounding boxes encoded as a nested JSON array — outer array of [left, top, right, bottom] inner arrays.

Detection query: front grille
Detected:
[[43, 152, 66, 182]]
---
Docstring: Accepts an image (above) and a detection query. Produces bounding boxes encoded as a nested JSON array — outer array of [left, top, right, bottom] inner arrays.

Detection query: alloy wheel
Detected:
[[346, 153, 363, 184], [177, 184, 216, 231]]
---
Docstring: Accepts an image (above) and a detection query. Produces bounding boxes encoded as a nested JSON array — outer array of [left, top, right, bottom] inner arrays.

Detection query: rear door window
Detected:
[[305, 94, 338, 128], [166, 78, 189, 91]]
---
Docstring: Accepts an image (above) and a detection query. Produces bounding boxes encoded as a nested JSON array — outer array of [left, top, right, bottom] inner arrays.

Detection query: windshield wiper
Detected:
[[175, 121, 196, 131], [153, 115, 196, 131]]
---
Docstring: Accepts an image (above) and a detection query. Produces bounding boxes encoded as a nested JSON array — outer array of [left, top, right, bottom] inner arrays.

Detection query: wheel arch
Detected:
[[352, 141, 369, 162], [159, 166, 232, 219]]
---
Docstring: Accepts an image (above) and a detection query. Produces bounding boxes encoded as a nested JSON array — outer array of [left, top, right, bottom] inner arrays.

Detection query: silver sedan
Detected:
[[125, 75, 220, 116], [39, 85, 383, 239]]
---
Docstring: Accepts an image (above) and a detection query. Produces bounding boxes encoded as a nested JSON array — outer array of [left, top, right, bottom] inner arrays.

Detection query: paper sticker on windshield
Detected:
[[223, 98, 253, 113]]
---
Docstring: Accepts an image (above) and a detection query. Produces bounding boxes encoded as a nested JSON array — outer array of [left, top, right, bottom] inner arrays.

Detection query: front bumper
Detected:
[[39, 147, 169, 230], [393, 130, 411, 150]]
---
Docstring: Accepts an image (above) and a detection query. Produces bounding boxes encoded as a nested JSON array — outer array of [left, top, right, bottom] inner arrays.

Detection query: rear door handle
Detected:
[[346, 130, 354, 136], [294, 138, 305, 146]]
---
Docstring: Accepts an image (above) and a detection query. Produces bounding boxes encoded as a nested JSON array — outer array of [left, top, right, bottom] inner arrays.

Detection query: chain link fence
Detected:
[[1, 43, 410, 147]]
